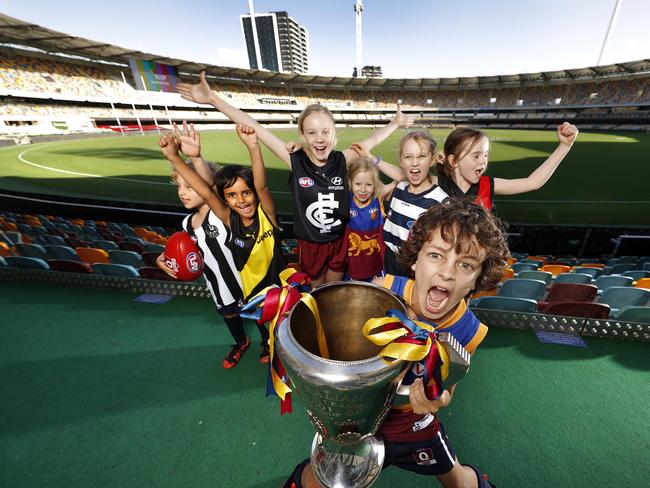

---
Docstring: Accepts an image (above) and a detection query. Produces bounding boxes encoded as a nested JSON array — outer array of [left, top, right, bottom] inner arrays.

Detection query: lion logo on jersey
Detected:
[[348, 231, 381, 256]]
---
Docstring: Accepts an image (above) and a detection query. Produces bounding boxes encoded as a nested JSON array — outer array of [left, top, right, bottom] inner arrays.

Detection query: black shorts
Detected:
[[214, 298, 244, 317], [383, 421, 457, 476]]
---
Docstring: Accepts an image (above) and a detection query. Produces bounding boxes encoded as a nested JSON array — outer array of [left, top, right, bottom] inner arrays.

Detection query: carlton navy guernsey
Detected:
[[289, 149, 349, 243]]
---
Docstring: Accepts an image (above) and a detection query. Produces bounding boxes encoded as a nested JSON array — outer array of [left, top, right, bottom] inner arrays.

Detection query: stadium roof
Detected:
[[2, 12, 649, 90]]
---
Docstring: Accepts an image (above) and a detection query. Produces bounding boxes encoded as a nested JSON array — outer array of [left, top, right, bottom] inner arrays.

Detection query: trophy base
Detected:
[[310, 433, 385, 488]]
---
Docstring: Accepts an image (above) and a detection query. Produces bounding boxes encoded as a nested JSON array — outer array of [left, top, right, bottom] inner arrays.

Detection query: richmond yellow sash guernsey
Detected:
[[229, 205, 286, 300]]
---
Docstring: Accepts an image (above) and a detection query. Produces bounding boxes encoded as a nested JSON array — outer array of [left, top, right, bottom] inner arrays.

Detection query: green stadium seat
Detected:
[[5, 256, 50, 270], [554, 273, 593, 284], [91, 263, 140, 278], [499, 278, 547, 301], [471, 296, 538, 313]]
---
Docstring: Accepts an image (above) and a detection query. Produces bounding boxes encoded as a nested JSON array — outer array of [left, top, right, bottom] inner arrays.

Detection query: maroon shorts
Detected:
[[298, 236, 347, 279]]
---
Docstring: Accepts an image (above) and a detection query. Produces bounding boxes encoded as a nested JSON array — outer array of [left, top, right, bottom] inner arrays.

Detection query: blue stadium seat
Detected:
[[108, 250, 145, 268], [471, 296, 538, 313], [36, 234, 67, 246], [595, 275, 633, 293], [573, 267, 603, 279], [614, 306, 650, 323], [5, 256, 50, 270], [606, 263, 639, 275], [499, 278, 547, 301], [92, 240, 119, 252], [622, 270, 650, 281], [598, 287, 650, 316], [91, 263, 140, 278], [511, 263, 539, 274], [14, 243, 49, 260], [519, 259, 543, 268], [518, 270, 553, 285], [143, 243, 165, 254], [44, 245, 82, 261]]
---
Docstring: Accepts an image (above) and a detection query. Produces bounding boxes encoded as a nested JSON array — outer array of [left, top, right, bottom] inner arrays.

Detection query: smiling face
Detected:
[[175, 174, 205, 210], [300, 111, 336, 165], [451, 136, 490, 189], [399, 138, 434, 190], [410, 227, 485, 323], [223, 176, 257, 222], [351, 170, 375, 205]]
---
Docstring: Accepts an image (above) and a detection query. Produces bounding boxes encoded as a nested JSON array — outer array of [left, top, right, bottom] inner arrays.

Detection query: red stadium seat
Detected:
[[48, 259, 93, 274], [542, 302, 611, 319]]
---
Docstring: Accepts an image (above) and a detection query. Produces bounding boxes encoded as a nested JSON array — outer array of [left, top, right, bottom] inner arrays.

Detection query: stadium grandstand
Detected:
[[1, 10, 649, 488]]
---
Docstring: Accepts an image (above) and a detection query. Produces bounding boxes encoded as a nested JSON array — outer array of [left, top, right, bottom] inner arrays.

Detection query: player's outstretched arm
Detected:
[[349, 142, 405, 183], [236, 124, 278, 227], [343, 105, 414, 162], [494, 122, 578, 195], [177, 72, 291, 167], [159, 134, 230, 224]]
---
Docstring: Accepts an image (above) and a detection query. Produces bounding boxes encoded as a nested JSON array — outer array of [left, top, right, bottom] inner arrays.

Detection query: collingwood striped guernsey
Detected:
[[382, 180, 449, 254], [183, 210, 243, 310]]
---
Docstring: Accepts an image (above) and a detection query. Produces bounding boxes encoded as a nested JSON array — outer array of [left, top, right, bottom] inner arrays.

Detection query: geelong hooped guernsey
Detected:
[[228, 205, 286, 300], [382, 181, 449, 254], [290, 149, 349, 243], [183, 211, 243, 309], [438, 173, 495, 210]]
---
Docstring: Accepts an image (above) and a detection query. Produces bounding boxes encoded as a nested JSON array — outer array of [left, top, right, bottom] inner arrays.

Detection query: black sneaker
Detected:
[[222, 337, 250, 369]]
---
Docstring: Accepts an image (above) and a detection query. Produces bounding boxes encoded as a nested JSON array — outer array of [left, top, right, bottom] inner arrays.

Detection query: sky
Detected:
[[2, 0, 649, 79]]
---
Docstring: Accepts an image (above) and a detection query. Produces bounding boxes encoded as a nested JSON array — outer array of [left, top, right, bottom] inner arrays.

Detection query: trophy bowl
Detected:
[[275, 281, 408, 488]]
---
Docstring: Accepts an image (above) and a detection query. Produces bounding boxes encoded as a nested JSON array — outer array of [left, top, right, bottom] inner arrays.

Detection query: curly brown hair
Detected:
[[398, 200, 510, 292]]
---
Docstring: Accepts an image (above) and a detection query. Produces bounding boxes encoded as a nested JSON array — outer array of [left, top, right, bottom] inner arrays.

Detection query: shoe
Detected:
[[222, 337, 250, 369], [260, 341, 270, 364]]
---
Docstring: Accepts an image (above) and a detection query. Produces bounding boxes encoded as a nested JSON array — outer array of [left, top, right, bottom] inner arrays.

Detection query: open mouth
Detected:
[[425, 286, 450, 315]]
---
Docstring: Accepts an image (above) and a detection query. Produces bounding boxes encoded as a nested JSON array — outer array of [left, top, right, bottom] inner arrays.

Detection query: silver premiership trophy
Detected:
[[274, 281, 408, 488]]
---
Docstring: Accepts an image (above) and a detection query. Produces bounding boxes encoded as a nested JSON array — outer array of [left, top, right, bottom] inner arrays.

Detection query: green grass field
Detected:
[[1, 127, 648, 226]]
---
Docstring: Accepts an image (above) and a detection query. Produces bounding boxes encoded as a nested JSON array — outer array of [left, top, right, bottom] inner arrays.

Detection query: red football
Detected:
[[163, 231, 204, 281]]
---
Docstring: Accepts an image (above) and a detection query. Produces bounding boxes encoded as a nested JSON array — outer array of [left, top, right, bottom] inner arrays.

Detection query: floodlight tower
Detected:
[[354, 0, 363, 77], [597, 0, 623, 66]]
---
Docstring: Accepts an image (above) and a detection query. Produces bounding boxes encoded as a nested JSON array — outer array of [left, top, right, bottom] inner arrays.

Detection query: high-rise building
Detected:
[[240, 11, 309, 74]]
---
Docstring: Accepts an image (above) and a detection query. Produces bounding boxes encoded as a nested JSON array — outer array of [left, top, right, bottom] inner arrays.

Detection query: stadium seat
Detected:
[[143, 243, 165, 254], [554, 273, 593, 284], [573, 267, 603, 279], [623, 270, 650, 281], [75, 247, 111, 264], [520, 259, 543, 268], [0, 256, 6, 266], [511, 263, 539, 274], [91, 240, 119, 252], [118, 241, 145, 254], [44, 245, 82, 261], [644, 263, 650, 272], [0, 241, 14, 257], [64, 237, 87, 249], [14, 243, 49, 260], [141, 252, 161, 268], [540, 264, 572, 276], [598, 287, 650, 315], [501, 267, 515, 281], [138, 267, 175, 281], [577, 258, 602, 265], [606, 263, 639, 275], [595, 275, 633, 293], [580, 263, 605, 269], [518, 270, 553, 285], [108, 250, 145, 268], [527, 255, 552, 263], [471, 296, 538, 313], [616, 256, 639, 264], [542, 302, 611, 319], [538, 283, 598, 313], [511, 253, 528, 261], [91, 263, 140, 278], [635, 278, 650, 289], [499, 278, 547, 301], [48, 259, 93, 274], [5, 256, 50, 270], [36, 234, 67, 246], [552, 257, 578, 267], [614, 306, 650, 323]]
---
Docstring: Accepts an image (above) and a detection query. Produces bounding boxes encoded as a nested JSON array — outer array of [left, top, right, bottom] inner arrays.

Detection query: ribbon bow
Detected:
[[240, 269, 329, 414], [363, 309, 450, 400]]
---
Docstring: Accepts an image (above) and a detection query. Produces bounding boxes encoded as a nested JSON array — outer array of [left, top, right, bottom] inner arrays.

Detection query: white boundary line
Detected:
[[17, 143, 172, 186]]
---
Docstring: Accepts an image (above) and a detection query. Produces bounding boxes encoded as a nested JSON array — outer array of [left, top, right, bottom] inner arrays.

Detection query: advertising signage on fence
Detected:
[[129, 59, 179, 92]]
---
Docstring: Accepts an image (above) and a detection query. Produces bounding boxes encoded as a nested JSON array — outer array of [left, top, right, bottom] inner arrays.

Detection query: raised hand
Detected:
[[557, 122, 578, 147], [408, 378, 452, 415], [349, 142, 374, 160], [177, 71, 212, 105], [158, 133, 181, 160], [173, 121, 201, 158], [235, 124, 259, 148], [393, 105, 415, 129], [285, 140, 302, 153]]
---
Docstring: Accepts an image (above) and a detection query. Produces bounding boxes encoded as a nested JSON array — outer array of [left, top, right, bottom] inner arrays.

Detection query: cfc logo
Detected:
[[306, 193, 341, 233]]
